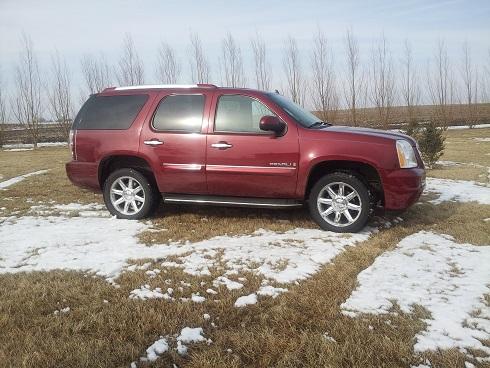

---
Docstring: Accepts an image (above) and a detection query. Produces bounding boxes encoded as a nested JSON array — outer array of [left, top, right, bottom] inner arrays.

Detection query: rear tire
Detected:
[[103, 168, 159, 220], [308, 172, 370, 233]]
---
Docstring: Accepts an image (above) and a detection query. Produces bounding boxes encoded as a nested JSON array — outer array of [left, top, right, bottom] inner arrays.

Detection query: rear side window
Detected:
[[152, 95, 205, 132], [214, 95, 275, 133], [74, 95, 148, 130]]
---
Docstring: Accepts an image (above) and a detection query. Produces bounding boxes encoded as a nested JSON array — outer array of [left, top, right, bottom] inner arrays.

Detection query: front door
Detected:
[[139, 91, 211, 194], [206, 93, 299, 198]]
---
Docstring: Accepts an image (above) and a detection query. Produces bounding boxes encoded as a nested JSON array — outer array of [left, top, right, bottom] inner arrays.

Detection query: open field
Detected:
[[0, 128, 489, 367]]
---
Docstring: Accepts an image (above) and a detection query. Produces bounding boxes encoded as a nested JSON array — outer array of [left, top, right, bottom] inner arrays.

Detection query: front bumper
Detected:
[[382, 167, 425, 210], [65, 161, 100, 192]]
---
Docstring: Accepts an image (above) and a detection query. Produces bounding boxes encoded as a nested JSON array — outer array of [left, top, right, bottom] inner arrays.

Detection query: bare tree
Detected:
[[400, 40, 421, 135], [310, 29, 338, 122], [370, 34, 396, 129], [251, 33, 272, 90], [117, 33, 145, 86], [156, 41, 181, 84], [12, 34, 43, 148], [283, 36, 305, 105], [343, 29, 363, 126], [80, 53, 112, 96], [189, 33, 211, 83], [427, 40, 454, 126], [460, 41, 478, 127], [220, 33, 246, 87], [49, 51, 73, 141], [0, 74, 7, 147]]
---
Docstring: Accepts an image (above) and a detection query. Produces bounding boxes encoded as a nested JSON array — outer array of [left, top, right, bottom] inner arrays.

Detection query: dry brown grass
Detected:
[[0, 129, 489, 367]]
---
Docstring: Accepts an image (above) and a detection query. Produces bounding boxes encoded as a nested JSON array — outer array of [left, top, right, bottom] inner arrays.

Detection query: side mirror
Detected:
[[259, 116, 286, 136]]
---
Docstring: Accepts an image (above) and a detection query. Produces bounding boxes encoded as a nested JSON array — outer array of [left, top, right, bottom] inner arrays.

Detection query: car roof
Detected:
[[100, 84, 269, 95]]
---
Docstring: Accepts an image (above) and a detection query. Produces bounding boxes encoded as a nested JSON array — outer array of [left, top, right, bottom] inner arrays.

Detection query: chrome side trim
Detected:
[[206, 164, 296, 170], [162, 163, 203, 171], [163, 195, 303, 208]]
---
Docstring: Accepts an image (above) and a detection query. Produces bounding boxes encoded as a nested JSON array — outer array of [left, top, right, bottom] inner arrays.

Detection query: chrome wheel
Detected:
[[316, 182, 362, 228], [109, 176, 145, 216]]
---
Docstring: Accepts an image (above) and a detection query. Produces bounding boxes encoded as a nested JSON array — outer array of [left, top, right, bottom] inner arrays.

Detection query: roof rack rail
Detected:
[[107, 84, 219, 91]]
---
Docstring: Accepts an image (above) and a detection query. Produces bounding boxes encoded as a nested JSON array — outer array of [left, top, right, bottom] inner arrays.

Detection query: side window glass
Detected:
[[153, 94, 204, 132], [214, 95, 275, 133]]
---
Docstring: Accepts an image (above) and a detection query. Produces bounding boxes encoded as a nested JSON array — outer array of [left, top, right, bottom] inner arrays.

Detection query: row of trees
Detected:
[[1, 30, 489, 147]]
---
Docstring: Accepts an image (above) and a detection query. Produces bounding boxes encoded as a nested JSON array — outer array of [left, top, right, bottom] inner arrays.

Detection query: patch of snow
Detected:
[[341, 231, 490, 355], [177, 327, 206, 344], [257, 285, 288, 298], [322, 332, 336, 343], [425, 178, 490, 205], [191, 293, 205, 303], [2, 141, 67, 149], [53, 306, 70, 315], [3, 148, 33, 152], [0, 170, 49, 189], [206, 288, 218, 295], [213, 276, 243, 290], [234, 293, 258, 307], [203, 313, 210, 320], [141, 337, 168, 362], [0, 213, 370, 289], [129, 285, 173, 301], [474, 137, 490, 142], [176, 341, 187, 356]]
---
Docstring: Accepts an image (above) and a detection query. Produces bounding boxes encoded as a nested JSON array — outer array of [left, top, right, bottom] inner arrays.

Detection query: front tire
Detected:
[[308, 172, 370, 233], [103, 168, 158, 220]]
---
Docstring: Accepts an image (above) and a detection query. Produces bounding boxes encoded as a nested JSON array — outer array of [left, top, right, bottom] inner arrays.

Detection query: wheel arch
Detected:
[[304, 160, 384, 205], [98, 154, 157, 190]]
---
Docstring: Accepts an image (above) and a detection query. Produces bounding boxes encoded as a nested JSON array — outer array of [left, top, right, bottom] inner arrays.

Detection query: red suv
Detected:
[[66, 84, 425, 232]]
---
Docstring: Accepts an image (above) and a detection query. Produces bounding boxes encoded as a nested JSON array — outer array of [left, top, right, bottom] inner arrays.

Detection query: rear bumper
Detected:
[[382, 168, 425, 210], [65, 161, 100, 192]]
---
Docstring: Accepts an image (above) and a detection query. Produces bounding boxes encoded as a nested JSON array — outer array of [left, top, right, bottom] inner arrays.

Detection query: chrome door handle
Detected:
[[144, 139, 164, 146], [211, 142, 233, 149]]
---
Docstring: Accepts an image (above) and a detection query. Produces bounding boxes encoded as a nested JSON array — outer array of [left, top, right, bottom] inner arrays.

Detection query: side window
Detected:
[[75, 94, 148, 130], [152, 94, 205, 132], [214, 95, 276, 133]]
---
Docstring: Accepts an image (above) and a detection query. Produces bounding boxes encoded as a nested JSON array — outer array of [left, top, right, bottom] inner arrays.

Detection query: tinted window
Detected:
[[215, 95, 275, 133], [74, 95, 148, 130], [152, 95, 204, 132]]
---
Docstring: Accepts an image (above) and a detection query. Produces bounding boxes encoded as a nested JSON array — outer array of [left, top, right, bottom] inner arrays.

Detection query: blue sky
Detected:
[[1, 0, 489, 103]]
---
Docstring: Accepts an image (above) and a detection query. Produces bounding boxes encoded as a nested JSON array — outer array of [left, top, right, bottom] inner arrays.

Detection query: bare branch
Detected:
[[80, 53, 112, 96], [343, 29, 363, 126], [460, 41, 478, 127], [117, 33, 145, 86], [283, 36, 305, 105], [370, 34, 396, 129], [310, 28, 338, 122], [11, 33, 43, 148], [251, 33, 272, 90], [220, 33, 245, 87], [0, 74, 7, 147], [49, 51, 73, 141], [156, 41, 181, 84], [189, 33, 211, 83]]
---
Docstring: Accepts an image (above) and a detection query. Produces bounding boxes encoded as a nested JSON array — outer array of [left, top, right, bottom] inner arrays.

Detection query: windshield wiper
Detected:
[[308, 121, 332, 128]]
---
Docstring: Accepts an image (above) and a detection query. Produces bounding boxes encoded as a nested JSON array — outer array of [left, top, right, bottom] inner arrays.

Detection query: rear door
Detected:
[[206, 93, 299, 198], [139, 91, 212, 194]]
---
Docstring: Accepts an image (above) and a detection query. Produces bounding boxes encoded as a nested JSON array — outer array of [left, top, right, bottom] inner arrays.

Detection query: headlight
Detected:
[[396, 140, 417, 168]]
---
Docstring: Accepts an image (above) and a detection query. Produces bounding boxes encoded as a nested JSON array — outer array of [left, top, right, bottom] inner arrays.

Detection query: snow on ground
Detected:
[[234, 293, 258, 307], [425, 177, 490, 205], [2, 142, 67, 150], [139, 337, 169, 363], [341, 231, 490, 356], [0, 212, 371, 287], [0, 170, 49, 189], [474, 137, 490, 142]]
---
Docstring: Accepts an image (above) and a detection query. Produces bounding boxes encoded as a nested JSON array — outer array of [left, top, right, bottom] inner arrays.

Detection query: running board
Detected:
[[162, 194, 303, 209]]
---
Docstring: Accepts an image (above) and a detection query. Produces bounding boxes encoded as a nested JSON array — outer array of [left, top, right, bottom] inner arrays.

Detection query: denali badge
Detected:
[[269, 162, 297, 167]]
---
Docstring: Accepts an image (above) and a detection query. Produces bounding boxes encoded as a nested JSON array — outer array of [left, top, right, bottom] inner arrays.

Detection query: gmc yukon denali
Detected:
[[66, 84, 425, 232]]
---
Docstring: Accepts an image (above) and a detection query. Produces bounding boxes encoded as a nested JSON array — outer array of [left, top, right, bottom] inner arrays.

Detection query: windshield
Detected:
[[267, 93, 323, 128]]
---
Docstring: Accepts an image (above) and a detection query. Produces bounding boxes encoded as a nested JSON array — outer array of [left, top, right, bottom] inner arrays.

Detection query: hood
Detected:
[[317, 125, 417, 145]]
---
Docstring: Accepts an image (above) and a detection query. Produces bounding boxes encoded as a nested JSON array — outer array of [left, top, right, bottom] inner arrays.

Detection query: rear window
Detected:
[[74, 94, 148, 130], [152, 94, 204, 132]]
